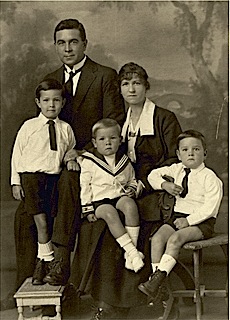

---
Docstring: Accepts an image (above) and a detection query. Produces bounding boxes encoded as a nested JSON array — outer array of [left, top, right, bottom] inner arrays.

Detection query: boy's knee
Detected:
[[168, 233, 183, 248]]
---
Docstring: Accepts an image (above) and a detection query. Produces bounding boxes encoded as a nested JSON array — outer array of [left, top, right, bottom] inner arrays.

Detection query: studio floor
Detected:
[[0, 200, 228, 320]]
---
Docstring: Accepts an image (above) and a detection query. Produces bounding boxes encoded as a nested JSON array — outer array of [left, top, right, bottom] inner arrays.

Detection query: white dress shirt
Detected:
[[11, 113, 76, 185], [147, 162, 223, 225], [64, 55, 86, 96]]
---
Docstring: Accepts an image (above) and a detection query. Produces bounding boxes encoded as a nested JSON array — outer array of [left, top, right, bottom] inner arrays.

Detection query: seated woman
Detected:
[[71, 62, 182, 319]]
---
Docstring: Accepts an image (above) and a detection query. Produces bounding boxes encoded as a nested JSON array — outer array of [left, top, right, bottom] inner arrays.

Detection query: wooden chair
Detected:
[[160, 233, 228, 320]]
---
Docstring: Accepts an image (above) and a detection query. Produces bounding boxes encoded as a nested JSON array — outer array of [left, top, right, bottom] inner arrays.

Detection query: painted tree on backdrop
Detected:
[[100, 1, 228, 182]]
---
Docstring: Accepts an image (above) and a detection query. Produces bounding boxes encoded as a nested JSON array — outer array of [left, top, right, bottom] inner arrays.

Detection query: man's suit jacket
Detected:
[[45, 57, 125, 150]]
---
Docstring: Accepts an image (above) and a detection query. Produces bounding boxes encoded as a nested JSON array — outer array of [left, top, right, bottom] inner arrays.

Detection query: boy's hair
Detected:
[[118, 62, 150, 90], [35, 79, 65, 100], [54, 19, 87, 43], [177, 130, 207, 150], [92, 118, 121, 138]]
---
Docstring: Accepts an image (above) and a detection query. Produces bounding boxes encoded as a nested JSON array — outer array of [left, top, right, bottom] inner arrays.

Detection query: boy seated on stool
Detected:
[[11, 79, 78, 285], [78, 118, 144, 272], [138, 130, 223, 299]]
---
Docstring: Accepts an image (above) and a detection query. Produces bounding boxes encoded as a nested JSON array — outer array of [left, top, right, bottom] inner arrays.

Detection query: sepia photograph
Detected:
[[1, 1, 228, 319]]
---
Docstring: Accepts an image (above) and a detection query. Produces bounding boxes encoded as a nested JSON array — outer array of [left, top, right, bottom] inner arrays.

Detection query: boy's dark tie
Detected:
[[180, 168, 191, 198], [48, 120, 57, 151]]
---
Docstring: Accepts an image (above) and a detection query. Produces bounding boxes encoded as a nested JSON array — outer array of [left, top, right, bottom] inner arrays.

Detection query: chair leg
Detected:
[[193, 249, 202, 320]]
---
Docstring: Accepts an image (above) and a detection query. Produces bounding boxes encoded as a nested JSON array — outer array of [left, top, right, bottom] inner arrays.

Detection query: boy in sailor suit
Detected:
[[77, 118, 144, 272]]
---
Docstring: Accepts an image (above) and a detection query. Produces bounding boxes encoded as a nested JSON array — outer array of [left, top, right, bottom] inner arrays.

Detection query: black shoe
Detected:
[[138, 269, 167, 299], [32, 259, 47, 285], [43, 259, 69, 286]]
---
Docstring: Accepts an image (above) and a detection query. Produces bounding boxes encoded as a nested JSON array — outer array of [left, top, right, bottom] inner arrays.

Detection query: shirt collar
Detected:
[[38, 112, 59, 125], [121, 97, 155, 141], [181, 162, 205, 174], [64, 55, 86, 74]]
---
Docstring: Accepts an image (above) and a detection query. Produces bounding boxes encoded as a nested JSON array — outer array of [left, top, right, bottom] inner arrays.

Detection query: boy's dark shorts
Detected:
[[93, 197, 121, 210], [21, 172, 59, 217], [166, 212, 216, 239]]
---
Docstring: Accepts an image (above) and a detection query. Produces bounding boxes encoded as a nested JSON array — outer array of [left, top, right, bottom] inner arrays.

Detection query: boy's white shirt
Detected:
[[147, 162, 223, 225], [11, 113, 76, 185]]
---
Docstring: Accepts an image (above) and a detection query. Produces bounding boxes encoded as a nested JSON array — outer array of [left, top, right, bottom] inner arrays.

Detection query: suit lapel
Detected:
[[73, 58, 97, 112]]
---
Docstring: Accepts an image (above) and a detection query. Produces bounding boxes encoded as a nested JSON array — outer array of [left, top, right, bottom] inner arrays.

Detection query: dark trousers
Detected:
[[14, 169, 81, 289]]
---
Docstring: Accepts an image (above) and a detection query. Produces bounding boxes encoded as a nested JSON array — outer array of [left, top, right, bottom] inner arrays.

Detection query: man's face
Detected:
[[55, 29, 87, 67]]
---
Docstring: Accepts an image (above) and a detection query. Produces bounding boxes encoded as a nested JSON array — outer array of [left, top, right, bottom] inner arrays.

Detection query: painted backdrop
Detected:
[[1, 1, 228, 200]]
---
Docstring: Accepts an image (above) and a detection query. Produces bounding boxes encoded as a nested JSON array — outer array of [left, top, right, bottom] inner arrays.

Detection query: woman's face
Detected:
[[120, 75, 146, 106]]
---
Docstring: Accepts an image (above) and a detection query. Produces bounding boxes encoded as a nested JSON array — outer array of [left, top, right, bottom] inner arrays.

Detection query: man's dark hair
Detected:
[[54, 19, 87, 43]]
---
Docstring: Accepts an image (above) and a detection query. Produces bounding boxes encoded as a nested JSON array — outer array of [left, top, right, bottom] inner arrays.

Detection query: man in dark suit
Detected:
[[2, 18, 124, 308], [42, 19, 124, 286]]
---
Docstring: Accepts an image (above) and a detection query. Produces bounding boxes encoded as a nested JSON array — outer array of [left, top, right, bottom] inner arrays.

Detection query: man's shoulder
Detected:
[[85, 57, 117, 74], [44, 66, 64, 80]]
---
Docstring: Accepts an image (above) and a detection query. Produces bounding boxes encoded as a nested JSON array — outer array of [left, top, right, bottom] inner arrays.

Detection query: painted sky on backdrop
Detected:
[[1, 1, 225, 81]]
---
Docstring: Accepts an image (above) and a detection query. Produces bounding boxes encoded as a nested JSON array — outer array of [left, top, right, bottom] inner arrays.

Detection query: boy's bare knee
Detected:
[[167, 233, 183, 248]]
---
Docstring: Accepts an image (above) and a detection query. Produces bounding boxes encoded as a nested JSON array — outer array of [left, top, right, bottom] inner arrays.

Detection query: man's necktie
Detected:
[[48, 120, 57, 151], [65, 71, 75, 96], [180, 168, 191, 198]]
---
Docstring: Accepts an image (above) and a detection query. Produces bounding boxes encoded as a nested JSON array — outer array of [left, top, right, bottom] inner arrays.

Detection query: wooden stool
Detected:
[[161, 233, 228, 320], [14, 277, 65, 320]]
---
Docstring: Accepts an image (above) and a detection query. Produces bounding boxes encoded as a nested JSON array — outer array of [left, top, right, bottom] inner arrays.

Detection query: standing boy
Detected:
[[138, 130, 223, 299], [11, 79, 76, 285]]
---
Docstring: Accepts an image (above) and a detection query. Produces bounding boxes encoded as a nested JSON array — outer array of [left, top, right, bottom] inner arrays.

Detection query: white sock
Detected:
[[158, 254, 176, 275], [116, 233, 144, 272], [151, 263, 159, 273], [125, 226, 140, 246], [125, 226, 142, 270], [37, 241, 54, 262]]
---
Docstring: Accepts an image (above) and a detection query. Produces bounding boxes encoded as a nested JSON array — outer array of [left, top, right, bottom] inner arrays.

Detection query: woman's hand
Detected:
[[87, 213, 97, 223], [162, 181, 183, 197], [12, 185, 24, 201], [174, 217, 189, 230], [67, 160, 80, 171]]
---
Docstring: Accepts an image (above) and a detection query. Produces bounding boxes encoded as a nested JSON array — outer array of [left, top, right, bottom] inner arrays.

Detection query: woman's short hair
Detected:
[[118, 62, 150, 90], [35, 79, 65, 100], [177, 130, 207, 150], [54, 18, 87, 43], [92, 118, 121, 138]]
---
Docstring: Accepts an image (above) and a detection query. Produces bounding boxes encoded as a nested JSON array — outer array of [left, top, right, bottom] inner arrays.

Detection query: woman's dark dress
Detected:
[[70, 106, 182, 308]]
